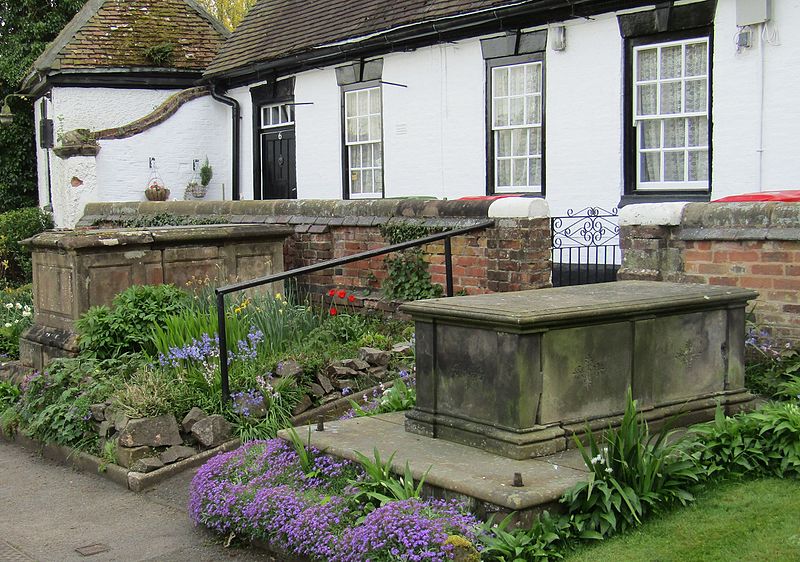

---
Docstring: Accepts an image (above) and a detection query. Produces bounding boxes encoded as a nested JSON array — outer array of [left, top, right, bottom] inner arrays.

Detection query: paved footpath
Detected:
[[0, 443, 269, 562]]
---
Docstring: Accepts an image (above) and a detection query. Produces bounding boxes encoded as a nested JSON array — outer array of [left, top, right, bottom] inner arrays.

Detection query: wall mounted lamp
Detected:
[[0, 94, 28, 126], [551, 26, 567, 51]]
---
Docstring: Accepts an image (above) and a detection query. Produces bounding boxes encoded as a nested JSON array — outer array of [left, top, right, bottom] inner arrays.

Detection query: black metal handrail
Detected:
[[215, 219, 495, 403]]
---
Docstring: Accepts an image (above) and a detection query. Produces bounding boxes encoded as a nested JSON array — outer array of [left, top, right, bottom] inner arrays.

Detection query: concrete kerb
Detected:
[[1, 429, 241, 492], [126, 439, 242, 492], [0, 381, 393, 492]]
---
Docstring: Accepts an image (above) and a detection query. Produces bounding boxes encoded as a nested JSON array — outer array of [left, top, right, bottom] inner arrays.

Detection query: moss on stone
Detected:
[[443, 535, 480, 562]]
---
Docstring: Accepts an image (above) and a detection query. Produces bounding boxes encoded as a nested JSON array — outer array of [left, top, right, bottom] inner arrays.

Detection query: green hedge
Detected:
[[0, 207, 53, 286]]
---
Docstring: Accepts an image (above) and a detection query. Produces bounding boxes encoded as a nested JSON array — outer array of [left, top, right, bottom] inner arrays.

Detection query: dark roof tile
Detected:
[[206, 0, 533, 76], [37, 0, 229, 73]]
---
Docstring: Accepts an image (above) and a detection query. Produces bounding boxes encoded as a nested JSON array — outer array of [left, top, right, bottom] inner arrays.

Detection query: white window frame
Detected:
[[343, 86, 383, 199], [261, 103, 295, 129], [633, 37, 710, 191], [490, 60, 543, 194]]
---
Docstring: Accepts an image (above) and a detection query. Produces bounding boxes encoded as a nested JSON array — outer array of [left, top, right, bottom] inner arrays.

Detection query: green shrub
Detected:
[[0, 285, 33, 358], [348, 374, 416, 418], [144, 42, 175, 66], [76, 284, 189, 359], [11, 357, 121, 447], [383, 251, 444, 301], [380, 223, 444, 301], [347, 447, 430, 516], [230, 376, 304, 442], [690, 401, 800, 480], [0, 207, 53, 286], [777, 374, 800, 402], [110, 212, 226, 228], [478, 510, 574, 561], [112, 365, 200, 419], [0, 380, 20, 410], [561, 390, 700, 538], [744, 326, 799, 398], [241, 292, 323, 355]]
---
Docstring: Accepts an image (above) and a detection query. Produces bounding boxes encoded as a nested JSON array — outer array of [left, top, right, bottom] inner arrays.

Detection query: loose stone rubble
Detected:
[[84, 344, 411, 472]]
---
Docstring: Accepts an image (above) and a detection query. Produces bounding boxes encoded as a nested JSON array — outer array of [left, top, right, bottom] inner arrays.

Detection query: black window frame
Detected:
[[621, 26, 714, 206], [340, 79, 385, 200], [485, 52, 546, 197]]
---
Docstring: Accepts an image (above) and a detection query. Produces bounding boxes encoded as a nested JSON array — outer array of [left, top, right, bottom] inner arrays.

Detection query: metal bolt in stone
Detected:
[[512, 472, 524, 487]]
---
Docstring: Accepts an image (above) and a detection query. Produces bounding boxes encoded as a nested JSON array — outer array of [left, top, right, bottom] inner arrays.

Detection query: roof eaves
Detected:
[[204, 0, 528, 80], [312, 0, 528, 49], [204, 0, 536, 79], [205, 0, 663, 81]]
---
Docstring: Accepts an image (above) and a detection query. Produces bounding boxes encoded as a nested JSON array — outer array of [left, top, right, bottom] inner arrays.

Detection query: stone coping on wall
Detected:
[[620, 201, 800, 240], [77, 197, 551, 228], [22, 224, 294, 251]]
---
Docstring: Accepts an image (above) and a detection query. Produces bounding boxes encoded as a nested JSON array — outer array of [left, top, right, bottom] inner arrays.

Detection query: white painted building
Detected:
[[206, 0, 798, 217], [23, 0, 799, 227], [20, 0, 230, 227]]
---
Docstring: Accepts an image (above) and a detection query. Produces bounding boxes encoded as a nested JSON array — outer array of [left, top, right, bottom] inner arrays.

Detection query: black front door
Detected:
[[260, 127, 296, 199]]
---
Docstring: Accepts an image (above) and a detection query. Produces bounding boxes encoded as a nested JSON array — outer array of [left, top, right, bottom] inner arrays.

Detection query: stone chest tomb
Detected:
[[19, 224, 292, 369], [402, 281, 757, 459]]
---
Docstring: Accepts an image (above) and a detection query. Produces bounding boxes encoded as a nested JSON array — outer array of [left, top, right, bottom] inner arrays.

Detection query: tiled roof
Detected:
[[34, 0, 229, 73], [206, 0, 537, 77]]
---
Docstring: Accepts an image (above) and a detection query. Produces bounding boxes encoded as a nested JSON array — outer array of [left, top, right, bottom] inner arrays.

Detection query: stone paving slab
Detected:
[[0, 443, 266, 562], [279, 412, 589, 511], [0, 540, 35, 560]]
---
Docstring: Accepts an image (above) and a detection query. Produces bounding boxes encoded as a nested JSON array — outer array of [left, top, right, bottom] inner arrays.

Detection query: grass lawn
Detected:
[[564, 478, 800, 562]]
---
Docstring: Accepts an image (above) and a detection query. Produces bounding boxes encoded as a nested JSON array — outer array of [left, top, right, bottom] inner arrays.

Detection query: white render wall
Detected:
[[51, 87, 175, 133], [381, 41, 486, 200], [40, 88, 231, 227], [95, 96, 231, 205], [543, 13, 623, 216], [712, 0, 800, 197], [227, 84, 256, 201]]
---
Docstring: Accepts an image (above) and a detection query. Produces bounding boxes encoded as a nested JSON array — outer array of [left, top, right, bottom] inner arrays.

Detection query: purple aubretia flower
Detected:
[[189, 439, 480, 561]]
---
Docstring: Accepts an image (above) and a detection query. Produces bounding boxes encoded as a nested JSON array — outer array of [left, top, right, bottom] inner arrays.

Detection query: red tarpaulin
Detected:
[[714, 190, 800, 202]]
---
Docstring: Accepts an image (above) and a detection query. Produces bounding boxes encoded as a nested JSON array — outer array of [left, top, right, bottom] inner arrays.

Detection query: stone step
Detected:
[[278, 412, 590, 523]]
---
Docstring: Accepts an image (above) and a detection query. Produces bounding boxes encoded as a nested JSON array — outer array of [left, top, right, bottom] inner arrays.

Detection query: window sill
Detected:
[[490, 190, 544, 197], [618, 191, 710, 207]]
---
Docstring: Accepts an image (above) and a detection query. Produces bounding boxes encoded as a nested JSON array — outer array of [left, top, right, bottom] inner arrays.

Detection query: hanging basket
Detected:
[[145, 179, 170, 201], [144, 161, 169, 201], [185, 181, 208, 199]]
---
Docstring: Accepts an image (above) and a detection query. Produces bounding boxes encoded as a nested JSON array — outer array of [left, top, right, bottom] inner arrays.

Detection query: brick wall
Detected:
[[284, 217, 552, 308], [619, 202, 800, 343], [82, 199, 552, 311]]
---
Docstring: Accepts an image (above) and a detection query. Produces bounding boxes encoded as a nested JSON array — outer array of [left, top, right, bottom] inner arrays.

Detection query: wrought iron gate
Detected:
[[551, 207, 620, 287]]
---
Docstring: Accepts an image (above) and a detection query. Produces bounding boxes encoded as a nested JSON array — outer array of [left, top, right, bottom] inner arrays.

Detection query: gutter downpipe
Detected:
[[210, 85, 241, 201]]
